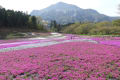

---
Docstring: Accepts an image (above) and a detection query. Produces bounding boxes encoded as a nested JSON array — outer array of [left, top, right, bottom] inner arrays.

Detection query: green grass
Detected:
[[6, 33, 26, 39], [73, 34, 120, 37]]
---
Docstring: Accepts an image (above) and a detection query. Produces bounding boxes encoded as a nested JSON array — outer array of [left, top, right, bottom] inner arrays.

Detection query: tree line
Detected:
[[0, 7, 39, 29], [49, 20, 62, 32]]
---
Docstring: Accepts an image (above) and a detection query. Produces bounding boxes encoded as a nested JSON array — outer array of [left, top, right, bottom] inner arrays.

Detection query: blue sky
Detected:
[[0, 0, 120, 16]]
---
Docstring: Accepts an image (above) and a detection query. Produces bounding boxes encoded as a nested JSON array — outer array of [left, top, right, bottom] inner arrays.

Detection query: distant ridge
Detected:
[[31, 2, 119, 24]]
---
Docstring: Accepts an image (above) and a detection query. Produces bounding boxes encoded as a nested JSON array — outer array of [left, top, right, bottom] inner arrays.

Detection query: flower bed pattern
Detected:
[[0, 42, 120, 80]]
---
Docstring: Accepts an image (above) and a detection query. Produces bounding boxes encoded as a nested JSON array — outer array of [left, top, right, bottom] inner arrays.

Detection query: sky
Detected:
[[0, 0, 120, 16]]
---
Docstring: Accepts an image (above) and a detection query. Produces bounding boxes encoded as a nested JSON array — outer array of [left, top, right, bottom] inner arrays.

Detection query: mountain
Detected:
[[31, 2, 119, 24], [0, 5, 3, 9]]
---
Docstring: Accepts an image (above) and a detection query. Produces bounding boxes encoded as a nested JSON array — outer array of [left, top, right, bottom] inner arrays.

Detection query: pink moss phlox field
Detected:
[[92, 36, 120, 41], [0, 40, 49, 49], [0, 41, 38, 49], [99, 40, 120, 47], [0, 39, 23, 44], [0, 42, 120, 80], [0, 39, 62, 49], [91, 36, 120, 47]]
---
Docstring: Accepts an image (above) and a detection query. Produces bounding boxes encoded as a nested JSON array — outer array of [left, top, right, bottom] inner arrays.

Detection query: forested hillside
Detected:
[[0, 7, 45, 30], [62, 20, 120, 35], [0, 7, 48, 39]]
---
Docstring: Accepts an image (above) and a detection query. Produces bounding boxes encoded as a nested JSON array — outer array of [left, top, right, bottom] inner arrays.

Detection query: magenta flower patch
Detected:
[[0, 42, 120, 80]]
